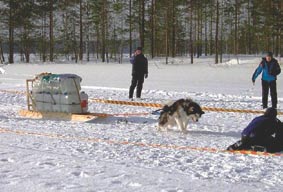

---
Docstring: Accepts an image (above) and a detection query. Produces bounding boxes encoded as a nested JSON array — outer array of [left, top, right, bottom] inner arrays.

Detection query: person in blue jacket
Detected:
[[252, 52, 281, 109], [227, 108, 281, 152]]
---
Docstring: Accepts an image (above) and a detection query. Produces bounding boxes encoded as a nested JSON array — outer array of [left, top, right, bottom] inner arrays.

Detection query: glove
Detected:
[[145, 74, 148, 79]]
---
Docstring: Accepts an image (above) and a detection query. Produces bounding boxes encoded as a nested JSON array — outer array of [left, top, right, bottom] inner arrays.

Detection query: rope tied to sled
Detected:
[[90, 98, 283, 116], [90, 98, 162, 108]]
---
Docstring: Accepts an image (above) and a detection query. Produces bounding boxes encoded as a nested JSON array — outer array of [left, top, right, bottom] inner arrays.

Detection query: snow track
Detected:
[[0, 61, 283, 191]]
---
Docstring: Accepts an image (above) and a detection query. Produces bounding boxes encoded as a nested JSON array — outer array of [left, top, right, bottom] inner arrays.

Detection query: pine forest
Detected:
[[0, 0, 282, 64]]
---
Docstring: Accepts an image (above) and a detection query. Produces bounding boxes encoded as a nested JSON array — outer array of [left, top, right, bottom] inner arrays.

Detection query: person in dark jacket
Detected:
[[227, 108, 281, 152], [252, 52, 281, 109], [129, 47, 148, 100]]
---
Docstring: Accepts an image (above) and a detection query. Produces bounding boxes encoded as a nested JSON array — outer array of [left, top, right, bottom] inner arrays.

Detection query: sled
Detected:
[[225, 149, 283, 157], [19, 75, 110, 122]]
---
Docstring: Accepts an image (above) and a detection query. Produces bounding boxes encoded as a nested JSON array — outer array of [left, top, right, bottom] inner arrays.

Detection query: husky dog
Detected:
[[158, 98, 204, 133]]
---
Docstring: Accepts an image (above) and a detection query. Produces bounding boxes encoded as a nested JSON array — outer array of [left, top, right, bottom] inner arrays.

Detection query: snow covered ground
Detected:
[[0, 56, 283, 192]]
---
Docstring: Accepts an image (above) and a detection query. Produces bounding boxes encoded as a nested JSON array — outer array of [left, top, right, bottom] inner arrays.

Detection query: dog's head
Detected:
[[184, 101, 205, 122]]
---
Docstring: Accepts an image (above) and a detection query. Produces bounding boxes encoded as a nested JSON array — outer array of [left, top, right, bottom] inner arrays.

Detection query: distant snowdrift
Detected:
[[148, 55, 263, 66], [219, 57, 260, 66]]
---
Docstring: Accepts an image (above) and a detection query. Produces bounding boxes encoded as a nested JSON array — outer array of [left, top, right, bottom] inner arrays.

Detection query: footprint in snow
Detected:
[[0, 158, 15, 163], [111, 180, 122, 184], [71, 171, 90, 178]]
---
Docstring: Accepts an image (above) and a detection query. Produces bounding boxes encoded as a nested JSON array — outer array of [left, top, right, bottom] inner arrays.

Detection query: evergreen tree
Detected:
[[0, 0, 282, 63]]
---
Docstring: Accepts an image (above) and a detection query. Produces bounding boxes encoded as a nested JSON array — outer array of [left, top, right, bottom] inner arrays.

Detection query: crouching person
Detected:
[[227, 108, 281, 153]]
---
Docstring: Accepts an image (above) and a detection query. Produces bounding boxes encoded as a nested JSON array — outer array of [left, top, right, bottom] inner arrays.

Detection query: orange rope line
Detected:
[[0, 89, 25, 95], [109, 112, 151, 117], [0, 127, 282, 157], [90, 98, 162, 108], [90, 98, 283, 115], [1, 89, 282, 115]]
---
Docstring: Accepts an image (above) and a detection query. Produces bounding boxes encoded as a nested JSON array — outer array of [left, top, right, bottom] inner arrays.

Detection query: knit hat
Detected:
[[136, 47, 142, 51], [266, 51, 273, 58], [264, 107, 277, 118]]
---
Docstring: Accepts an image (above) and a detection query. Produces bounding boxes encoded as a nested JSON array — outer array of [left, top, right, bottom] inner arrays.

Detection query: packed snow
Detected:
[[0, 65, 5, 74], [0, 55, 283, 192]]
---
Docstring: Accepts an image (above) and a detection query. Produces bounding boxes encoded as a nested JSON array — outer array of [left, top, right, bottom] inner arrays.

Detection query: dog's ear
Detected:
[[189, 106, 194, 112]]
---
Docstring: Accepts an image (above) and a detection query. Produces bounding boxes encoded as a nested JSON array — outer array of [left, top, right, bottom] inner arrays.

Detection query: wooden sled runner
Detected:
[[18, 109, 102, 122]]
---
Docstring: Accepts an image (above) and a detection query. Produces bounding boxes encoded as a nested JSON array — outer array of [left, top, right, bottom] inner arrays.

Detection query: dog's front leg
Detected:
[[175, 117, 185, 133], [182, 122, 189, 134], [157, 125, 161, 131], [183, 119, 189, 131]]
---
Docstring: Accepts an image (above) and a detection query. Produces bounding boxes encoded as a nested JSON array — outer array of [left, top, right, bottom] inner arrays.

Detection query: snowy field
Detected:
[[0, 56, 283, 192]]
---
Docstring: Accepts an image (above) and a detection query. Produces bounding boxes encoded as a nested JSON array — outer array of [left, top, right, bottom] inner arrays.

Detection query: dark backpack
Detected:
[[275, 123, 283, 146], [270, 59, 281, 76]]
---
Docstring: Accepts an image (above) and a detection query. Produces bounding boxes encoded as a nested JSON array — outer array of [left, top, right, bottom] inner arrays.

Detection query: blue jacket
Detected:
[[252, 58, 281, 82], [241, 115, 279, 139]]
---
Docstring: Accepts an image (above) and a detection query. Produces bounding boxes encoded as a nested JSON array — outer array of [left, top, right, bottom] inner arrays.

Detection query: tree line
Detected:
[[0, 0, 282, 64]]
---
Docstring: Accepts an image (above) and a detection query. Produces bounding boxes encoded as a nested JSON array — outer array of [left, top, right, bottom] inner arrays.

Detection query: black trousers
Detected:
[[262, 80, 277, 108], [227, 136, 277, 153], [129, 74, 144, 98]]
